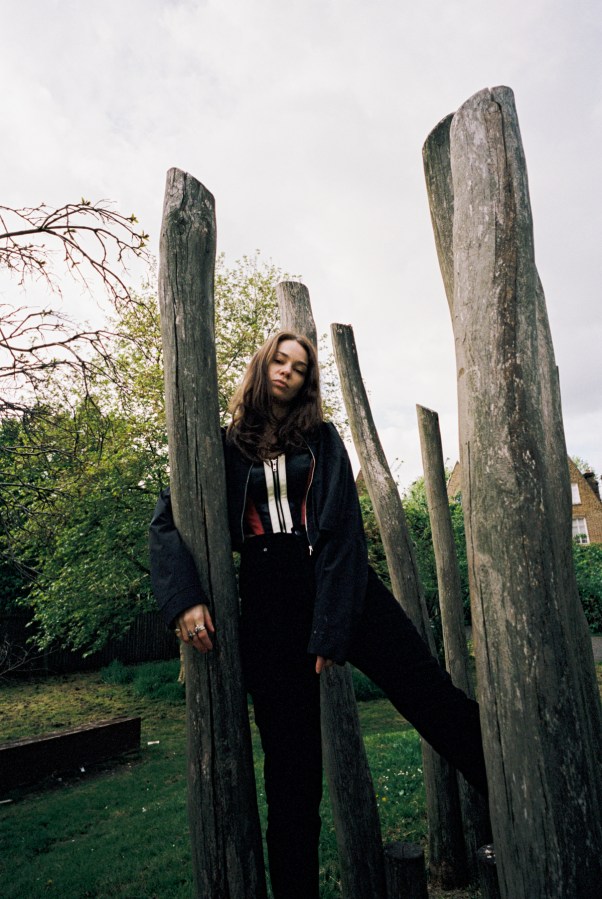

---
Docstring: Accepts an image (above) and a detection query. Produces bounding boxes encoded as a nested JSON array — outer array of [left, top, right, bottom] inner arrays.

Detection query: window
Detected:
[[572, 517, 589, 544], [571, 483, 581, 505]]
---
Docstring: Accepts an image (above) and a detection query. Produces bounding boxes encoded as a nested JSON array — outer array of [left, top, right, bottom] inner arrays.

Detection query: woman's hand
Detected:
[[315, 656, 335, 674], [174, 604, 215, 653]]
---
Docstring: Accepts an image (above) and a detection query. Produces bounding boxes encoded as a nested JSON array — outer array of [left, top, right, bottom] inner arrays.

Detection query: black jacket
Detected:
[[149, 422, 368, 663]]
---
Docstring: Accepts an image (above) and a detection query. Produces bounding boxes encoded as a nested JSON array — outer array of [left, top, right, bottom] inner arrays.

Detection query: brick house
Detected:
[[446, 457, 602, 545]]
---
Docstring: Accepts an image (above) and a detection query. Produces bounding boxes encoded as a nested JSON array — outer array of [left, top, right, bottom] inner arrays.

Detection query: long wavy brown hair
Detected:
[[227, 330, 323, 459]]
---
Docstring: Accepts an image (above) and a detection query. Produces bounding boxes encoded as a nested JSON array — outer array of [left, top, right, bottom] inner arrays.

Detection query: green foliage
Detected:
[[573, 543, 602, 633], [214, 252, 283, 422], [10, 400, 160, 654], [449, 500, 469, 611], [0, 557, 29, 614]]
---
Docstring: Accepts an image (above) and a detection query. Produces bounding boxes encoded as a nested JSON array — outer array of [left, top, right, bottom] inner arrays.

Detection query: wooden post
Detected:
[[331, 323, 468, 889], [277, 281, 387, 899], [383, 843, 428, 899], [423, 86, 602, 898], [158, 168, 266, 899], [416, 404, 491, 880], [277, 281, 317, 344], [416, 406, 472, 695]]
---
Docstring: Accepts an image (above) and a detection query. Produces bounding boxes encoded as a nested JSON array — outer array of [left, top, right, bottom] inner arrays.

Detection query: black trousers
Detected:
[[239, 534, 487, 899]]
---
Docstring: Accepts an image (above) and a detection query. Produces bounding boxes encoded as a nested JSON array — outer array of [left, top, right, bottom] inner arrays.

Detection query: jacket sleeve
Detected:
[[149, 487, 208, 628], [307, 424, 368, 663]]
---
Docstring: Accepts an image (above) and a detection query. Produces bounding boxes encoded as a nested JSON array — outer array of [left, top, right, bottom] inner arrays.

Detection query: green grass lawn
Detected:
[[0, 661, 483, 898]]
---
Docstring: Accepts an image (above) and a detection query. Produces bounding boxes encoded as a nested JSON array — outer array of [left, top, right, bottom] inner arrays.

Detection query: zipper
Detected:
[[269, 456, 288, 532], [302, 439, 316, 554], [240, 464, 253, 544]]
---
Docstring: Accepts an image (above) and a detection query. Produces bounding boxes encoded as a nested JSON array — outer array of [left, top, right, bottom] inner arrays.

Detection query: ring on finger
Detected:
[[194, 624, 206, 635], [187, 630, 196, 639]]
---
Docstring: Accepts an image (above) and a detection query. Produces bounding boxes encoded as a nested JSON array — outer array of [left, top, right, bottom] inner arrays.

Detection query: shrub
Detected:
[[100, 659, 134, 685], [132, 660, 184, 704], [100, 659, 184, 703]]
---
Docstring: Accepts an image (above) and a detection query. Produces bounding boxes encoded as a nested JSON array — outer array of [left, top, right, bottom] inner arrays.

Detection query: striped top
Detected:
[[243, 448, 314, 538]]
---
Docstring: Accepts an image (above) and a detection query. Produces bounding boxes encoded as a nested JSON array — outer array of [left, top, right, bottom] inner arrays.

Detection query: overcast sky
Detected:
[[1, 0, 600, 487]]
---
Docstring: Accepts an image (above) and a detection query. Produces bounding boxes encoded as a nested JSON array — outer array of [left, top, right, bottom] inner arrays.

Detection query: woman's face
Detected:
[[268, 339, 308, 407]]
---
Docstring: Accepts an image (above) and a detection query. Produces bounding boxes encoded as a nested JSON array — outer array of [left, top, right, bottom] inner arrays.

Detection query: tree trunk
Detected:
[[158, 167, 266, 899], [416, 404, 491, 880], [331, 323, 468, 889], [277, 281, 386, 899], [423, 86, 602, 898]]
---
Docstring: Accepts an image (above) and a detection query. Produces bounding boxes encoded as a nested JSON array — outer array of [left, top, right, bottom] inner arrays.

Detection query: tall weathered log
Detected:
[[422, 112, 455, 311], [424, 86, 602, 898], [277, 281, 317, 346], [331, 323, 468, 889], [158, 168, 266, 899], [277, 281, 386, 899], [320, 663, 388, 897], [416, 404, 491, 880], [416, 406, 471, 694]]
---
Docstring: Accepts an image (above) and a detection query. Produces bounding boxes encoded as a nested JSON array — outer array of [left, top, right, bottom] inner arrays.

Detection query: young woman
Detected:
[[149, 330, 487, 899]]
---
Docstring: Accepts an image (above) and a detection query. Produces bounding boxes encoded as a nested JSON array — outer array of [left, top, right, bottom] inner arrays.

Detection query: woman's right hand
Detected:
[[174, 604, 215, 653]]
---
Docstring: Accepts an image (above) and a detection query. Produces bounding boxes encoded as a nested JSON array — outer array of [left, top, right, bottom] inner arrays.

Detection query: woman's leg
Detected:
[[348, 567, 488, 795], [250, 663, 322, 899], [239, 535, 322, 899]]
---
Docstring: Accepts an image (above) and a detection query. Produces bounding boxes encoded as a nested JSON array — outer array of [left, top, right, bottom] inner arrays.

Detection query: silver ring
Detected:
[[187, 630, 195, 639], [174, 627, 181, 636], [194, 624, 206, 635]]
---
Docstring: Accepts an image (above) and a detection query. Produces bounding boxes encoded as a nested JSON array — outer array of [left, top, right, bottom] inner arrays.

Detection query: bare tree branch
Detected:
[[0, 199, 150, 308]]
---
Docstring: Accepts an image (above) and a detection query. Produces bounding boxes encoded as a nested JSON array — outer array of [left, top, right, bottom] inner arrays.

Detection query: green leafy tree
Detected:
[[22, 411, 160, 653]]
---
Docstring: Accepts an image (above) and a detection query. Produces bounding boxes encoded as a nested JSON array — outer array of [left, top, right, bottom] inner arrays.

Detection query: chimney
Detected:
[[583, 471, 601, 500]]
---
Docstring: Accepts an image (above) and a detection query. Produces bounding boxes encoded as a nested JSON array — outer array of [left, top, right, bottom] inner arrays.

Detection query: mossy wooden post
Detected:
[[423, 86, 602, 898], [331, 323, 468, 889], [158, 168, 267, 899], [276, 281, 387, 899], [416, 404, 491, 880]]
